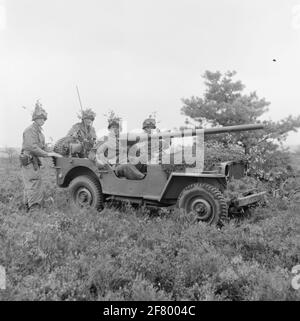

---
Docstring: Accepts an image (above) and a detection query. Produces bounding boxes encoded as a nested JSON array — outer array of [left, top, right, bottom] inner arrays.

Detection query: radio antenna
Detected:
[[76, 85, 88, 136], [76, 85, 84, 112]]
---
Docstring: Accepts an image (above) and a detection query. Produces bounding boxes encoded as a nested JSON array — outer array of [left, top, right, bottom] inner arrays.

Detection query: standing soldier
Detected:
[[66, 108, 97, 157], [20, 101, 62, 212]]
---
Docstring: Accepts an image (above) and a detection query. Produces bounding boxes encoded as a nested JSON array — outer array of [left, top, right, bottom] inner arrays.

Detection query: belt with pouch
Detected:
[[19, 153, 41, 170]]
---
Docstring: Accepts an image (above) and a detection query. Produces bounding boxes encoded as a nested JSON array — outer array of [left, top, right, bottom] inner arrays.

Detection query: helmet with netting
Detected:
[[80, 108, 96, 121], [32, 100, 48, 121], [142, 117, 156, 130]]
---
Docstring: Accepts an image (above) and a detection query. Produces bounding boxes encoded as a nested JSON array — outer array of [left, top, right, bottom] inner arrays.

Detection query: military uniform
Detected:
[[95, 116, 145, 180], [66, 108, 97, 157], [67, 122, 97, 142], [20, 102, 48, 210], [133, 117, 170, 173], [96, 132, 145, 180]]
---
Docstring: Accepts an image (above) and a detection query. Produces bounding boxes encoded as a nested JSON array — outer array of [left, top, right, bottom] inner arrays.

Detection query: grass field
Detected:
[[0, 157, 299, 301]]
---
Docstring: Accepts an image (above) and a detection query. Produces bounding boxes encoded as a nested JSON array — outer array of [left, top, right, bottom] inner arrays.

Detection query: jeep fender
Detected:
[[54, 157, 99, 187], [159, 172, 227, 202]]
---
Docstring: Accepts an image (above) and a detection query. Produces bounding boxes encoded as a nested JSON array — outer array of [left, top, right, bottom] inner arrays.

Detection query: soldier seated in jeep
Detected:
[[95, 117, 145, 180], [131, 116, 170, 174]]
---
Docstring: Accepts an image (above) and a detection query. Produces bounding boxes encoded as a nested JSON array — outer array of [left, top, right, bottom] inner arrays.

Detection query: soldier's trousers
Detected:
[[114, 164, 145, 180], [21, 164, 44, 208]]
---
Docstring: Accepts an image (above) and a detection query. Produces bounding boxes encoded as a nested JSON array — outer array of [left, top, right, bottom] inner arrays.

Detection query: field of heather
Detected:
[[0, 157, 299, 301]]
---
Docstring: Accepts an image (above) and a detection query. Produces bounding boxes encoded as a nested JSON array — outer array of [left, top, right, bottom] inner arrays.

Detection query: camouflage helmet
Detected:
[[81, 108, 96, 121], [106, 110, 122, 129], [108, 118, 121, 129], [142, 116, 156, 130], [32, 100, 47, 121]]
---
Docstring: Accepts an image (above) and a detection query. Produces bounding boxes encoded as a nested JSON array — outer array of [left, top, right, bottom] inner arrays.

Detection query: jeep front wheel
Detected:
[[178, 183, 228, 225], [69, 175, 103, 210]]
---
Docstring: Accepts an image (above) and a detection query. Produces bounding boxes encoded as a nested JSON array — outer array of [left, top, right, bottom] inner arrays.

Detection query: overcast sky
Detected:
[[1, 0, 300, 147]]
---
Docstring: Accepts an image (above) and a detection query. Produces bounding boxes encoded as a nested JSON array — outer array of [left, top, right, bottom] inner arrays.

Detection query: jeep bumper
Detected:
[[234, 191, 266, 207]]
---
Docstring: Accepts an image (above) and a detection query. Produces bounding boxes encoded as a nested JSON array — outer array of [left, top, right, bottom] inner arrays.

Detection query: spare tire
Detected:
[[53, 136, 75, 156]]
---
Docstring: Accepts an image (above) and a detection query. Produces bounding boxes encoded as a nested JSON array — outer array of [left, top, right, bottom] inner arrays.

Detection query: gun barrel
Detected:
[[203, 123, 264, 135], [121, 123, 264, 141]]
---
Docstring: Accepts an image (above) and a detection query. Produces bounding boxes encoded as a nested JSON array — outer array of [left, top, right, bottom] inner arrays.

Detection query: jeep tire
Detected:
[[178, 183, 228, 225], [69, 175, 103, 210]]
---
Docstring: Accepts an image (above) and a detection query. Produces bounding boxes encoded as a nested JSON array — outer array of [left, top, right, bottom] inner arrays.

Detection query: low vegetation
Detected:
[[0, 158, 299, 301]]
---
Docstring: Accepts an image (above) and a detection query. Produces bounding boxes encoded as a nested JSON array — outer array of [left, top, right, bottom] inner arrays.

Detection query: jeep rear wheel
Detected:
[[69, 175, 103, 210], [178, 183, 228, 225]]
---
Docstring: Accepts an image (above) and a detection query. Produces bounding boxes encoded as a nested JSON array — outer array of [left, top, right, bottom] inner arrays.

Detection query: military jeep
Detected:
[[53, 124, 266, 226]]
